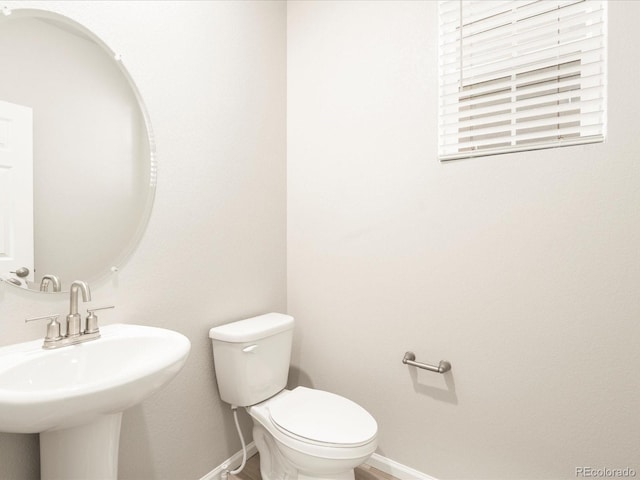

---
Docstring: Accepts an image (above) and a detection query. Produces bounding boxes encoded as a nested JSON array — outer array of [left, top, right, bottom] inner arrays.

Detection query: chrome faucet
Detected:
[[67, 280, 91, 337], [26, 280, 113, 349], [39, 274, 61, 292]]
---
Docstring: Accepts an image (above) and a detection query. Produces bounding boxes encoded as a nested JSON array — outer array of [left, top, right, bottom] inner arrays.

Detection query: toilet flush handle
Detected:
[[242, 344, 258, 353]]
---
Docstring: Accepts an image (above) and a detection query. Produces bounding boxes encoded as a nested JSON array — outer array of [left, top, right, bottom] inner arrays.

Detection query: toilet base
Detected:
[[298, 473, 354, 480], [253, 423, 358, 480]]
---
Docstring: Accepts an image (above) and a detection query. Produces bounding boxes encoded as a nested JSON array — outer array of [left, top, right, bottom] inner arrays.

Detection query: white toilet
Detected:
[[209, 313, 378, 480]]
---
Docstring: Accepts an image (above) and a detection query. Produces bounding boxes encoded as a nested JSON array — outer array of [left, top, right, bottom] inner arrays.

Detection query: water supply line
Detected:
[[221, 406, 247, 480]]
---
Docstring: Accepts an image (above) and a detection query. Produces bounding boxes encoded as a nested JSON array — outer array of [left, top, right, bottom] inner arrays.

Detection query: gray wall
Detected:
[[287, 1, 640, 479], [0, 1, 286, 479]]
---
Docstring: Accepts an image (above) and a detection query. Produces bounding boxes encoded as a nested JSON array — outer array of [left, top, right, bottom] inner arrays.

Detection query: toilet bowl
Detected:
[[247, 387, 377, 480], [209, 313, 378, 480]]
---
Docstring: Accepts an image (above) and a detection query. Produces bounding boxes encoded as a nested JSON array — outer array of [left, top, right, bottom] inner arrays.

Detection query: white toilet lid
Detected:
[[269, 387, 377, 446]]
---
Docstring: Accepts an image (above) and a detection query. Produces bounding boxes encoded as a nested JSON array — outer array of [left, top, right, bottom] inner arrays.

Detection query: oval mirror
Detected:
[[0, 8, 155, 293]]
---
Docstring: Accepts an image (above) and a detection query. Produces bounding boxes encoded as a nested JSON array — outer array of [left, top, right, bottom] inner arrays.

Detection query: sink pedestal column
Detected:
[[40, 412, 122, 480]]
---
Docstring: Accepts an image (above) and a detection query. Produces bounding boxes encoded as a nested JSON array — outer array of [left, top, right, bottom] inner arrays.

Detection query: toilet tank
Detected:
[[209, 313, 294, 407]]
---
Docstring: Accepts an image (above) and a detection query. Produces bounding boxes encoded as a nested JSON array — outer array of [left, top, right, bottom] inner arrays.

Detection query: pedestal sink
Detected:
[[0, 323, 191, 480]]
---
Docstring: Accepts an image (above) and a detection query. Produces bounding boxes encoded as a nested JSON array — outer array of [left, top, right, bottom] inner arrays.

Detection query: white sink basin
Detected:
[[0, 323, 190, 433], [0, 323, 190, 480]]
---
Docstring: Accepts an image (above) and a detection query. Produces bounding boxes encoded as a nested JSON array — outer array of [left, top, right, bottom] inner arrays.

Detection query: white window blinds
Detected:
[[438, 0, 607, 161]]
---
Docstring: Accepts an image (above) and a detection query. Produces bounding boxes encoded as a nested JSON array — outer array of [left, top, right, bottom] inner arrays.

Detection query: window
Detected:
[[438, 0, 607, 161]]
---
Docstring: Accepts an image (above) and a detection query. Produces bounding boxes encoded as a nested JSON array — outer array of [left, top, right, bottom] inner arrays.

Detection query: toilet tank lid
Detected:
[[209, 313, 294, 343]]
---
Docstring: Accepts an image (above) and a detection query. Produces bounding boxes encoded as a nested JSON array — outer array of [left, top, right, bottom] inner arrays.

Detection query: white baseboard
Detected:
[[199, 444, 436, 480], [199, 441, 257, 480], [365, 453, 438, 480]]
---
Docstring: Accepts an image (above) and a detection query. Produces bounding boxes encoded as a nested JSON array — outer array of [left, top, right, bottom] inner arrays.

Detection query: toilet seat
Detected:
[[247, 388, 378, 464], [268, 387, 377, 448]]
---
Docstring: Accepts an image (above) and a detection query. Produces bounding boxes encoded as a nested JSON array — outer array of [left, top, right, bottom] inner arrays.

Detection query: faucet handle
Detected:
[[85, 306, 114, 334], [25, 314, 63, 342], [87, 306, 115, 314]]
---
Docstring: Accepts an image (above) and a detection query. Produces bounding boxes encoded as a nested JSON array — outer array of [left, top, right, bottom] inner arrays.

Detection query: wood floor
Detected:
[[231, 453, 397, 480]]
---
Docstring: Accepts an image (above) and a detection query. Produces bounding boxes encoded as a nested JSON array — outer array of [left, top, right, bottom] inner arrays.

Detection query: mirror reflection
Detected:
[[0, 10, 155, 293]]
